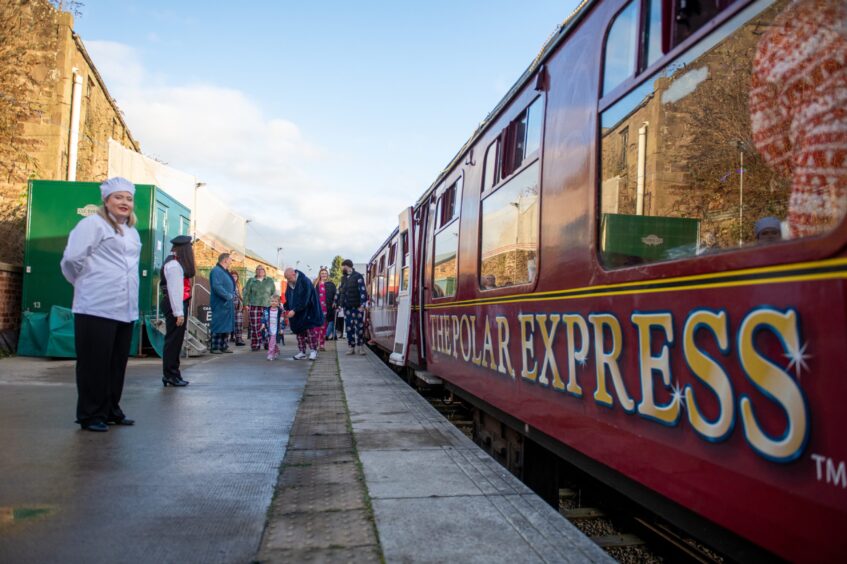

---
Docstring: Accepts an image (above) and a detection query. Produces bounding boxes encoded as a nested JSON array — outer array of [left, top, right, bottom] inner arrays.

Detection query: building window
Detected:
[[480, 160, 540, 290], [598, 0, 840, 268]]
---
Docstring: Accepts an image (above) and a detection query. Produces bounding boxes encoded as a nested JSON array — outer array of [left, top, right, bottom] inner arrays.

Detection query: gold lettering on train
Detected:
[[481, 317, 495, 370], [451, 315, 460, 359], [426, 305, 811, 463], [588, 314, 635, 412], [518, 314, 537, 382], [470, 315, 482, 366], [460, 314, 472, 362], [562, 314, 589, 397], [535, 314, 562, 390], [683, 310, 734, 442], [495, 315, 515, 378], [632, 312, 680, 425], [737, 309, 808, 462]]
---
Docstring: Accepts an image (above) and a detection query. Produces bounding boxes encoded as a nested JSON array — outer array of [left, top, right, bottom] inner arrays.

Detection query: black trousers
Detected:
[[74, 313, 134, 425], [162, 298, 189, 381]]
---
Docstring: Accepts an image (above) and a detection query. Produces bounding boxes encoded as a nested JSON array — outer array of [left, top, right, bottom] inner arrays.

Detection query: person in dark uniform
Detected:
[[160, 235, 195, 387]]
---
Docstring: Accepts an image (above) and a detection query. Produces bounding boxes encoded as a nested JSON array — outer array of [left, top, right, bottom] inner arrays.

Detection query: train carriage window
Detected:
[[400, 231, 410, 292], [602, 0, 639, 96], [438, 178, 462, 228], [502, 97, 544, 178], [377, 255, 386, 307], [433, 222, 459, 298], [387, 242, 397, 306], [672, 0, 739, 48], [480, 160, 540, 289], [644, 0, 665, 67], [598, 0, 847, 268], [369, 262, 377, 301], [483, 140, 500, 192]]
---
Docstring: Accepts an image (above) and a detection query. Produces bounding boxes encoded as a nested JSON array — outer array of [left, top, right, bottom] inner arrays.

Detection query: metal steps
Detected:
[[148, 315, 208, 356]]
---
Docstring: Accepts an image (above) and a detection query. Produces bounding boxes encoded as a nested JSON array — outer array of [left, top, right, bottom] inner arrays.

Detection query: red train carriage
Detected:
[[367, 0, 847, 560]]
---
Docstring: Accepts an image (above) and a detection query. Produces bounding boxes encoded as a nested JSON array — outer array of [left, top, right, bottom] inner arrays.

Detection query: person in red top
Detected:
[[750, 0, 847, 238], [160, 235, 195, 387]]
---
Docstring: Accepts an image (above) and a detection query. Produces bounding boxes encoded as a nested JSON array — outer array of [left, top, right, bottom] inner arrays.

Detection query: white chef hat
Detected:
[[100, 177, 135, 200]]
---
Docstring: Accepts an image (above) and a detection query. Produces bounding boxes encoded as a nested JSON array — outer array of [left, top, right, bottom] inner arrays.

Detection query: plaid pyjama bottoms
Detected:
[[248, 306, 266, 350], [295, 326, 322, 353]]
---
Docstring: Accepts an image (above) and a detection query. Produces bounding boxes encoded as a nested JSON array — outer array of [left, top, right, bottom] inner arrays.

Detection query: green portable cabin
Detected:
[[19, 180, 191, 357]]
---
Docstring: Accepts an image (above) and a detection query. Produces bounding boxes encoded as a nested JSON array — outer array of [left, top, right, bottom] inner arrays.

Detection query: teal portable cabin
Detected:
[[19, 180, 191, 357]]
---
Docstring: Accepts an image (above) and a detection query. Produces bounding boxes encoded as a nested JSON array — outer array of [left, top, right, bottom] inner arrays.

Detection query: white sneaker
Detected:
[[293, 352, 307, 360], [308, 350, 317, 361], [358, 346, 367, 355], [345, 348, 356, 356]]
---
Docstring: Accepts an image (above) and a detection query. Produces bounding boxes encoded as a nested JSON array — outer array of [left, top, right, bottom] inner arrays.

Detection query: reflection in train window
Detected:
[[602, 0, 638, 96], [599, 0, 847, 268], [433, 221, 459, 298], [480, 160, 540, 289]]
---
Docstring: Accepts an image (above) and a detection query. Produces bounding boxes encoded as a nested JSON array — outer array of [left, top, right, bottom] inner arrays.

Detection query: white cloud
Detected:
[[85, 40, 403, 272]]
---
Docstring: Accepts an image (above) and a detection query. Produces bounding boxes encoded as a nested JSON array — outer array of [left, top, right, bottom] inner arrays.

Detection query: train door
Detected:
[[389, 208, 414, 365]]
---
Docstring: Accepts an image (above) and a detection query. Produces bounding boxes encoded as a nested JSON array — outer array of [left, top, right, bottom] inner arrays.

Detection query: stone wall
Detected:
[[0, 0, 139, 265], [0, 263, 22, 353]]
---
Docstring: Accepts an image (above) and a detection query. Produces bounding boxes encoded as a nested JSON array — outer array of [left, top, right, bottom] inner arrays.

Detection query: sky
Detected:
[[74, 1, 581, 276]]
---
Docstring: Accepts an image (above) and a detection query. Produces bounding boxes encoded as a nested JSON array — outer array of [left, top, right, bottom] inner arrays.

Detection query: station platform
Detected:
[[258, 342, 611, 563], [0, 338, 610, 563]]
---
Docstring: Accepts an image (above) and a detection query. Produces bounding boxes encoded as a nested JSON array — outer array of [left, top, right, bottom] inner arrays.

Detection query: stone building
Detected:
[[0, 0, 139, 346]]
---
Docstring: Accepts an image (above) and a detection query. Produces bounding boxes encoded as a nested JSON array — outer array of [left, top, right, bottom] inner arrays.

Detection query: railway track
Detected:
[[382, 355, 724, 563]]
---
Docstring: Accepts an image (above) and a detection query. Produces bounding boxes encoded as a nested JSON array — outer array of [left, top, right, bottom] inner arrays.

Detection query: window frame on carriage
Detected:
[[595, 0, 847, 276], [431, 172, 464, 300], [476, 93, 546, 293]]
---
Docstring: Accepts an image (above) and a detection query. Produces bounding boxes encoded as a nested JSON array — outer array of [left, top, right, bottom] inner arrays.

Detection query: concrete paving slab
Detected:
[[373, 496, 549, 564], [283, 448, 356, 466], [0, 340, 308, 564], [338, 347, 613, 563], [271, 482, 366, 513], [260, 546, 382, 564], [289, 433, 354, 450], [354, 427, 466, 450], [263, 508, 378, 551], [279, 461, 359, 486], [359, 449, 484, 499]]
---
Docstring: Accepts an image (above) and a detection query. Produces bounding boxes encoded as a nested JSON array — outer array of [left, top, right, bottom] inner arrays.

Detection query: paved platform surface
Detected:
[[0, 341, 309, 563], [338, 348, 612, 563], [257, 341, 381, 563]]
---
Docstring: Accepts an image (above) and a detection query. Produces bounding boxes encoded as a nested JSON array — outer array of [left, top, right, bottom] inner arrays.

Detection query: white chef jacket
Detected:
[[60, 214, 141, 323], [162, 258, 185, 317]]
